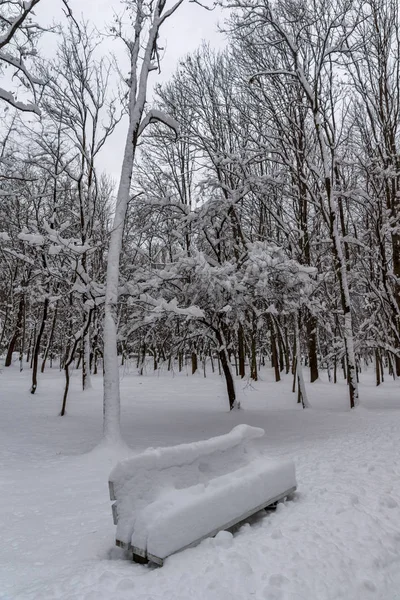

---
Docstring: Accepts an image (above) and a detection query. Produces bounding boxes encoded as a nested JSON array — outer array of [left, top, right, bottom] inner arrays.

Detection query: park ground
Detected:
[[1, 360, 400, 600]]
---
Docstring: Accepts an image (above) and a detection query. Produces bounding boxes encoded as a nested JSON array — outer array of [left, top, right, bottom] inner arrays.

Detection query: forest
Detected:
[[1, 0, 400, 435]]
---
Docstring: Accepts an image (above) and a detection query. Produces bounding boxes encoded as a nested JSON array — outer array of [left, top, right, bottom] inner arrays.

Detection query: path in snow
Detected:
[[1, 363, 400, 600]]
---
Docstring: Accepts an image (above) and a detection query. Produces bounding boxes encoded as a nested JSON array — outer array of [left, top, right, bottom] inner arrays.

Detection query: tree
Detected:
[[0, 0, 43, 114], [229, 0, 360, 408], [103, 0, 193, 443]]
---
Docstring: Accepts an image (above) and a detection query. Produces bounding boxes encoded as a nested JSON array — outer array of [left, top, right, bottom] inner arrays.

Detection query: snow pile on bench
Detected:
[[109, 425, 296, 564]]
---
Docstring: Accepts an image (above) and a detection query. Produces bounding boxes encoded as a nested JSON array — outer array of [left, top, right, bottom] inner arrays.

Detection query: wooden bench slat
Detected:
[[109, 480, 116, 501], [123, 485, 296, 566], [112, 502, 118, 525]]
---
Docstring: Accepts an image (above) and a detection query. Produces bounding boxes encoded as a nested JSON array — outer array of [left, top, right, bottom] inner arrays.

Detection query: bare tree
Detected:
[[0, 0, 43, 113]]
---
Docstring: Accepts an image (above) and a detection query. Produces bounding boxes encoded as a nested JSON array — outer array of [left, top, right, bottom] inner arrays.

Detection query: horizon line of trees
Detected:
[[1, 0, 400, 420]]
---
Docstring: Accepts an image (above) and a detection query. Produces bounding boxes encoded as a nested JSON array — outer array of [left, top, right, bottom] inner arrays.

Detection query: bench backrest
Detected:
[[109, 424, 265, 546]]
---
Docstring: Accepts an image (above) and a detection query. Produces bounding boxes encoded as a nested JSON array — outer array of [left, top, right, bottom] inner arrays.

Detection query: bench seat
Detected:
[[109, 425, 296, 565]]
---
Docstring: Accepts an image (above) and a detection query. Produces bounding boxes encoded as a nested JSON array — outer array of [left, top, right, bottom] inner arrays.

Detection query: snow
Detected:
[[137, 109, 180, 138], [138, 456, 295, 560], [0, 87, 40, 114], [110, 425, 295, 558], [17, 231, 45, 246], [1, 364, 400, 600]]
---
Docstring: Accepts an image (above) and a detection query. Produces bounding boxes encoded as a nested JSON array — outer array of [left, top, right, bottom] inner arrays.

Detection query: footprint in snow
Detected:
[[271, 529, 283, 539], [115, 578, 135, 591], [349, 494, 359, 505], [361, 580, 377, 593], [269, 574, 289, 587], [382, 496, 398, 509], [262, 585, 283, 600]]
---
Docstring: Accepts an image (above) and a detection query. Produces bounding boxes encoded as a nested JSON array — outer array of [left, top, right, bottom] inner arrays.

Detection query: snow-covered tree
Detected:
[[0, 0, 43, 114]]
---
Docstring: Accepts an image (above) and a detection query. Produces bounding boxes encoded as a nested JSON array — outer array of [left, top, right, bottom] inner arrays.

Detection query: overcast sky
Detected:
[[34, 0, 225, 184]]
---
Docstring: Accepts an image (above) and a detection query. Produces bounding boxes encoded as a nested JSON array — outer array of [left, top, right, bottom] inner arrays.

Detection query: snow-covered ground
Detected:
[[1, 361, 400, 600]]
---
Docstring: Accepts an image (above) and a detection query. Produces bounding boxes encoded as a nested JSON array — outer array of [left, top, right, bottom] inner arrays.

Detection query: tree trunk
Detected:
[[82, 326, 92, 390], [209, 349, 215, 373], [292, 357, 297, 393], [19, 297, 26, 372], [216, 328, 238, 410], [5, 294, 25, 367], [307, 313, 319, 382], [29, 319, 37, 369], [250, 323, 258, 381], [75, 350, 82, 370], [41, 302, 58, 373], [60, 310, 93, 416], [60, 364, 70, 417], [139, 343, 146, 375], [238, 324, 245, 378], [342, 356, 347, 381], [270, 318, 280, 382], [26, 326, 33, 365], [295, 314, 310, 408], [318, 125, 358, 408], [31, 298, 49, 394], [0, 305, 9, 353], [103, 1, 182, 444], [284, 323, 290, 375], [191, 352, 198, 374], [277, 321, 285, 372]]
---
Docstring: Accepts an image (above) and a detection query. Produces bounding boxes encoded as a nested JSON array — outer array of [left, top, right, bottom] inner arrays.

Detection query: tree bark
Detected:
[[307, 313, 319, 382], [5, 294, 25, 367], [191, 351, 198, 374], [270, 317, 280, 382], [41, 302, 58, 373], [238, 323, 245, 378], [216, 328, 238, 410], [375, 349, 381, 387], [82, 327, 92, 390], [250, 322, 258, 381], [295, 313, 310, 408], [60, 310, 93, 416], [31, 297, 49, 394]]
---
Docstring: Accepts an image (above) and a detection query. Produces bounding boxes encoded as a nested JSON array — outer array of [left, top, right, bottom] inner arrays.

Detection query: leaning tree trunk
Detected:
[[215, 328, 239, 410], [60, 310, 93, 416]]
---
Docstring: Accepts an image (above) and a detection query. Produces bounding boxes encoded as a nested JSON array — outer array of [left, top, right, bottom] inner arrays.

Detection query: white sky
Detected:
[[34, 0, 226, 183]]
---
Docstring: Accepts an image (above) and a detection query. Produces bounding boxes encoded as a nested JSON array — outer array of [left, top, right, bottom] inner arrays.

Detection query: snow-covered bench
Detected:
[[108, 425, 296, 565]]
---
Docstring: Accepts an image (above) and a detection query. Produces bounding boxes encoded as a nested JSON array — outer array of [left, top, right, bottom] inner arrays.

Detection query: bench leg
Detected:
[[132, 552, 148, 565]]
